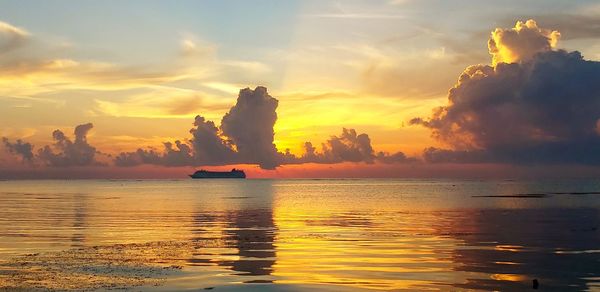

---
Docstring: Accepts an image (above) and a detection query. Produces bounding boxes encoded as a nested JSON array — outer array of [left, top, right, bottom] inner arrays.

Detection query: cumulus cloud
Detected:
[[37, 123, 102, 167], [2, 137, 34, 163], [413, 20, 600, 165], [298, 128, 413, 164], [488, 19, 560, 65], [190, 115, 235, 165], [221, 86, 280, 169], [303, 128, 374, 163]]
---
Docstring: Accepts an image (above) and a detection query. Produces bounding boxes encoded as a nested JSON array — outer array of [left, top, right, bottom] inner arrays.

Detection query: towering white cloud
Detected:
[[488, 19, 560, 65]]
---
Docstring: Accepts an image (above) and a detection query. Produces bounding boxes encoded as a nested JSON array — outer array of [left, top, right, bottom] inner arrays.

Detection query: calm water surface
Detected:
[[0, 179, 599, 291]]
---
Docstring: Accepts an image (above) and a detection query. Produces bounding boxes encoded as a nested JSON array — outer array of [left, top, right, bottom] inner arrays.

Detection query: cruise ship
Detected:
[[189, 168, 246, 179]]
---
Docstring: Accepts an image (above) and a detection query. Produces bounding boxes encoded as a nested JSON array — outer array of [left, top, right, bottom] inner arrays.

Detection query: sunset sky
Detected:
[[1, 0, 600, 178]]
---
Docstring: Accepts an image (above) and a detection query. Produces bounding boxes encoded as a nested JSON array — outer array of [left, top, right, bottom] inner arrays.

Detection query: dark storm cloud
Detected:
[[37, 123, 102, 167], [412, 20, 600, 165], [2, 137, 34, 163]]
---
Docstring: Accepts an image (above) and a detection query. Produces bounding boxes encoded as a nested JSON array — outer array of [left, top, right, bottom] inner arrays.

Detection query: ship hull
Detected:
[[189, 171, 246, 179]]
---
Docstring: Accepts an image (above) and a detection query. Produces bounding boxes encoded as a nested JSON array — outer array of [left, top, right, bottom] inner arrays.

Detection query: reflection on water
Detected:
[[0, 179, 599, 291], [71, 193, 87, 247], [220, 209, 276, 279], [188, 209, 277, 282], [444, 208, 600, 291]]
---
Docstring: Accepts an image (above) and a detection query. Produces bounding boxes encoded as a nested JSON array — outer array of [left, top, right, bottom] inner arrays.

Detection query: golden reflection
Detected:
[[271, 189, 458, 290]]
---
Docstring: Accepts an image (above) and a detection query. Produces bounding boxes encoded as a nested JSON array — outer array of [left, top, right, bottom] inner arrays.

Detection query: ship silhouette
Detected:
[[189, 168, 246, 179]]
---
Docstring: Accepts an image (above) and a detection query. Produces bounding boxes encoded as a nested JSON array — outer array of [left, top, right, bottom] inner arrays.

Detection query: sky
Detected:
[[1, 0, 600, 178]]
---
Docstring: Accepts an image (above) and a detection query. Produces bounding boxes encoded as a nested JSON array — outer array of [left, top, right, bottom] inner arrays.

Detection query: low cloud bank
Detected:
[[112, 86, 413, 169]]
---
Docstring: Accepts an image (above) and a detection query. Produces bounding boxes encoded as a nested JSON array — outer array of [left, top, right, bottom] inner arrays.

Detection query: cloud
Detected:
[[488, 19, 560, 65], [421, 147, 487, 163], [412, 20, 600, 165], [221, 86, 280, 169], [165, 96, 204, 115], [361, 53, 463, 99], [2, 137, 34, 163], [298, 128, 413, 164], [499, 14, 600, 41], [302, 128, 374, 163], [0, 21, 29, 53], [0, 20, 227, 105], [376, 151, 415, 164], [190, 115, 236, 165], [93, 90, 230, 119], [114, 140, 195, 167], [180, 36, 216, 58], [303, 13, 405, 19], [37, 123, 103, 167]]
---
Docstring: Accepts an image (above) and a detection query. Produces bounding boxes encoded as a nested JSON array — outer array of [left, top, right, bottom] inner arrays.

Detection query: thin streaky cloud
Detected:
[[0, 95, 64, 105]]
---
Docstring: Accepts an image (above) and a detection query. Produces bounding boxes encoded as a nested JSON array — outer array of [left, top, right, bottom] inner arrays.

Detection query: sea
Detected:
[[0, 179, 599, 291]]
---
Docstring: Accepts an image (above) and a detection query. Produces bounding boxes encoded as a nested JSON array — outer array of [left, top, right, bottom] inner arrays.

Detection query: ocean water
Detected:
[[0, 179, 599, 291]]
